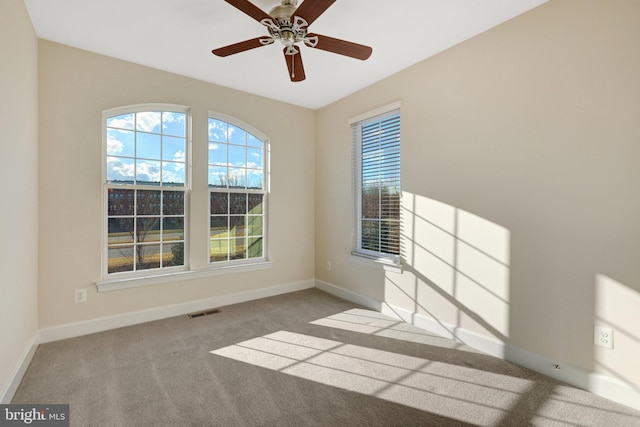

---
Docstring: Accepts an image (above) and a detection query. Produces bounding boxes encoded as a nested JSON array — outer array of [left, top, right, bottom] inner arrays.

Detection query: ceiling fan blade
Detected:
[[224, 0, 272, 24], [293, 0, 336, 26], [305, 33, 372, 60], [283, 48, 306, 82], [212, 37, 274, 57]]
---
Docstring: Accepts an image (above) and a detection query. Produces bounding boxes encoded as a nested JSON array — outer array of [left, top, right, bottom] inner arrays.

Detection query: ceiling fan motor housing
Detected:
[[265, 0, 309, 52]]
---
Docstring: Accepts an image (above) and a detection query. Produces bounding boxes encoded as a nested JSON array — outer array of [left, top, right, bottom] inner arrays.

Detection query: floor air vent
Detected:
[[188, 308, 221, 319]]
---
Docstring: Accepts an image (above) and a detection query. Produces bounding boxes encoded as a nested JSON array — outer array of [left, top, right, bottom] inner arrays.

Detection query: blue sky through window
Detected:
[[106, 111, 186, 185]]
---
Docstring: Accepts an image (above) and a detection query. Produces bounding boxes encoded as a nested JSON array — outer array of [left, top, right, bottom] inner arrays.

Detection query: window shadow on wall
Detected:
[[384, 192, 511, 349], [593, 274, 640, 397]]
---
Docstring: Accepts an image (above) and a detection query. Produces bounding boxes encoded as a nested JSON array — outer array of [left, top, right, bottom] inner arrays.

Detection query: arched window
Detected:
[[208, 114, 267, 264], [103, 105, 189, 277]]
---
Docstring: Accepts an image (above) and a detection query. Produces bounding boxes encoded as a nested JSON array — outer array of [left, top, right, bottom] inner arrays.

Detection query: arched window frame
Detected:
[[207, 111, 269, 267], [100, 104, 191, 281]]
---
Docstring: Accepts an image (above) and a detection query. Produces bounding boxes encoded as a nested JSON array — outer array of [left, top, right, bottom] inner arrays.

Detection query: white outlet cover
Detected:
[[75, 289, 87, 303], [594, 326, 614, 350]]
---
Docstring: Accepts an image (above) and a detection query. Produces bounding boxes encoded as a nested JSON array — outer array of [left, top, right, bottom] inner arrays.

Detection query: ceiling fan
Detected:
[[212, 0, 373, 82]]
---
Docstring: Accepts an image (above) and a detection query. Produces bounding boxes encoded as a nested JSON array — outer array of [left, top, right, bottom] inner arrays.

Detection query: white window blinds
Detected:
[[353, 108, 401, 258]]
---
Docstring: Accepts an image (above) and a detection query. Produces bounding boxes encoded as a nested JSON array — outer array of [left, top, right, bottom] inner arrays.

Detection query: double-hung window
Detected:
[[352, 104, 401, 262], [208, 114, 267, 264], [103, 105, 189, 277]]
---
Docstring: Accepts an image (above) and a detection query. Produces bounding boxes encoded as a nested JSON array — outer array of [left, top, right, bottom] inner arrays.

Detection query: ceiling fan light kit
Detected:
[[212, 0, 372, 82]]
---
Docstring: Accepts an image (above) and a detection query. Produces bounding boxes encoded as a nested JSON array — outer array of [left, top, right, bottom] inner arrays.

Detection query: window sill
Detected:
[[96, 261, 273, 292], [349, 252, 402, 274]]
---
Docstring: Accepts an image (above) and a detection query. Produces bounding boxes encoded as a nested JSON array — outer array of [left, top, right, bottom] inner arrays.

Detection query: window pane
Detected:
[[136, 160, 161, 185], [162, 136, 185, 162], [381, 220, 400, 255], [107, 129, 134, 157], [209, 166, 227, 188], [106, 156, 135, 183], [228, 124, 246, 145], [228, 145, 246, 168], [207, 116, 267, 266], [108, 246, 134, 273], [247, 133, 262, 148], [108, 189, 134, 215], [210, 216, 228, 238], [247, 147, 262, 168], [362, 187, 380, 219], [162, 161, 185, 186], [208, 118, 227, 142], [137, 190, 161, 215], [210, 192, 228, 215], [356, 111, 400, 257], [230, 216, 246, 237], [163, 217, 184, 241], [136, 112, 161, 133], [163, 242, 184, 267], [210, 239, 229, 262], [163, 191, 184, 215], [230, 193, 247, 215], [137, 217, 160, 243], [137, 244, 161, 270], [137, 132, 161, 160], [248, 215, 262, 236], [228, 168, 246, 189], [361, 220, 380, 252], [208, 143, 227, 165], [230, 236, 246, 260], [247, 194, 263, 214], [248, 237, 262, 258], [381, 189, 400, 219], [108, 218, 134, 245], [107, 113, 135, 130], [105, 108, 189, 277], [247, 169, 263, 190], [162, 112, 185, 137]]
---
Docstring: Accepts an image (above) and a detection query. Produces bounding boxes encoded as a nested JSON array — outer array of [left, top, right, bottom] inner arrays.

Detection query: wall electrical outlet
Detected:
[[594, 326, 613, 349], [326, 261, 332, 270], [75, 288, 87, 303]]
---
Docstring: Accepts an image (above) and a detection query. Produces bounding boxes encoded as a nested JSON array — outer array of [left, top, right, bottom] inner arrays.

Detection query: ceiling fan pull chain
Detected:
[[291, 55, 295, 78]]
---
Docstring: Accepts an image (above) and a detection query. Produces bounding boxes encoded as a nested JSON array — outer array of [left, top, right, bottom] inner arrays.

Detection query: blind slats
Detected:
[[353, 110, 401, 257]]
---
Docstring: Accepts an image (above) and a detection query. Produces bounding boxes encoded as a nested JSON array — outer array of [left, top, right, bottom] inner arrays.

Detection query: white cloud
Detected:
[[162, 112, 186, 135], [107, 137, 123, 155], [136, 161, 161, 182], [136, 112, 161, 133], [106, 114, 134, 130], [208, 119, 230, 141], [173, 151, 185, 162], [106, 157, 135, 182], [163, 112, 185, 124]]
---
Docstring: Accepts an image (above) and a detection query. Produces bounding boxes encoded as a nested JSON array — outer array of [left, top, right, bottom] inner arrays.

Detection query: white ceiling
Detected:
[[24, 0, 547, 109]]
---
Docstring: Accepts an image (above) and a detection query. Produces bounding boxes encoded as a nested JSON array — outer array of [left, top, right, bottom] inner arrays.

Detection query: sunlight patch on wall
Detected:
[[594, 274, 640, 388], [210, 330, 533, 425], [386, 193, 511, 341]]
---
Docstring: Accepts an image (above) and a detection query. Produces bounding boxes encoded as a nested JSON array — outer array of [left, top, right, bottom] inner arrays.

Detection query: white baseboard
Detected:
[[315, 279, 382, 311], [317, 280, 640, 412], [39, 279, 315, 344], [1, 333, 39, 404]]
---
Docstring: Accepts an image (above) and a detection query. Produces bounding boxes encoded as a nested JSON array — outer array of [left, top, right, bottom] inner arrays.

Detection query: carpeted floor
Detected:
[[13, 289, 640, 426]]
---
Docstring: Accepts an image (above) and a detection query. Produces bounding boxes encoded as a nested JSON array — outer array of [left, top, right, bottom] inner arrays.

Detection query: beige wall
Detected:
[[316, 0, 640, 388], [37, 40, 315, 327], [0, 0, 39, 400]]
